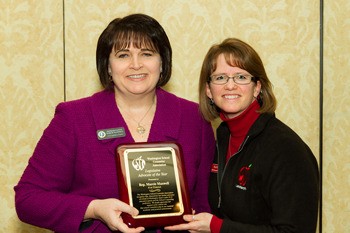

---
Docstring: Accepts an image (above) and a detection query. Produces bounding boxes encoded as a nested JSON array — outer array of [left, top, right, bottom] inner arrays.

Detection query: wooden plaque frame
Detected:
[[115, 142, 191, 228]]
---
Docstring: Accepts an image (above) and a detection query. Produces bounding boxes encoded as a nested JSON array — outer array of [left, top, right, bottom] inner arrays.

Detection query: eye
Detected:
[[140, 48, 156, 57], [115, 52, 129, 59], [141, 52, 153, 57], [214, 75, 226, 81], [236, 75, 247, 80]]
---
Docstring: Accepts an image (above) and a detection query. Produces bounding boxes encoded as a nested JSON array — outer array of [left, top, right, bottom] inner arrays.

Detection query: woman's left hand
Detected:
[[164, 212, 213, 233]]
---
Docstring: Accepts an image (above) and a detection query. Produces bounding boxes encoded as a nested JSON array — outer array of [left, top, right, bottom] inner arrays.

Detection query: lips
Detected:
[[223, 94, 240, 99], [127, 74, 147, 79]]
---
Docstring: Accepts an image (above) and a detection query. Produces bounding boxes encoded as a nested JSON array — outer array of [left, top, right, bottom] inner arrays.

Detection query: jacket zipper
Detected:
[[217, 136, 250, 208]]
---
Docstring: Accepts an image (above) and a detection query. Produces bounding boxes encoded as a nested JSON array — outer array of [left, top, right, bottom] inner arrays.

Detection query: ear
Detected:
[[206, 83, 213, 99], [253, 80, 262, 98]]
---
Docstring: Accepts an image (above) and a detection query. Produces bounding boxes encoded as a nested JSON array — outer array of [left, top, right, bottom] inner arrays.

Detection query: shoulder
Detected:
[[157, 88, 197, 105], [157, 88, 199, 111], [56, 90, 111, 112], [51, 90, 115, 128], [256, 114, 316, 164], [263, 116, 306, 145], [254, 114, 303, 142], [156, 88, 209, 129]]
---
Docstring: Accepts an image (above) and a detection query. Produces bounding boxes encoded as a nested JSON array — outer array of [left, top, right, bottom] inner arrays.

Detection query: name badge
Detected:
[[97, 127, 126, 140]]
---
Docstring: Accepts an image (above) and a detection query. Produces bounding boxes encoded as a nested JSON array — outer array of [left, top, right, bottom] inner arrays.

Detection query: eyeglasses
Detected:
[[209, 74, 256, 85]]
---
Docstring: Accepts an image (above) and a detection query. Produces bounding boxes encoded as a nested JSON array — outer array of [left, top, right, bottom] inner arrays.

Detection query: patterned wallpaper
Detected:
[[323, 0, 350, 232], [0, 0, 348, 232]]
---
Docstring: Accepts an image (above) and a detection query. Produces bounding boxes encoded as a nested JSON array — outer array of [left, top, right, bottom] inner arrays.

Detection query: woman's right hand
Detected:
[[85, 198, 145, 232]]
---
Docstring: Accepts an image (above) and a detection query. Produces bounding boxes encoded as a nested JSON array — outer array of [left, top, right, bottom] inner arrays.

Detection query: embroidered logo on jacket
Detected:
[[211, 163, 218, 173], [235, 164, 252, 190]]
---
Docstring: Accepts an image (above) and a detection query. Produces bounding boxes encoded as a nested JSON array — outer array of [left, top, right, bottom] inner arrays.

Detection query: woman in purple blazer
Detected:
[[14, 14, 215, 233]]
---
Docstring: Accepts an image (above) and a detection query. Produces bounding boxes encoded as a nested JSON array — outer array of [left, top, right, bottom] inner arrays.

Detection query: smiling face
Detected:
[[108, 43, 162, 97], [206, 54, 261, 119]]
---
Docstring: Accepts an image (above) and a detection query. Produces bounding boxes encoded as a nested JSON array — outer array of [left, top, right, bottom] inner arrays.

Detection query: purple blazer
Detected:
[[14, 88, 215, 233]]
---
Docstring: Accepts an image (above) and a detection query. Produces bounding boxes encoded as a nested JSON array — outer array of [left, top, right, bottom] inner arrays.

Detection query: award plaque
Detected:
[[115, 142, 192, 228]]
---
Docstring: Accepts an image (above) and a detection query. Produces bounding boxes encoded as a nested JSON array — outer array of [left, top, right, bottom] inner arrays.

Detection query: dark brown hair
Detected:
[[96, 14, 172, 90]]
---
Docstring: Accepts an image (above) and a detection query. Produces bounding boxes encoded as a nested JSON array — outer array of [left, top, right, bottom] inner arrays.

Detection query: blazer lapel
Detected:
[[89, 90, 133, 154], [149, 88, 181, 142], [89, 89, 182, 150]]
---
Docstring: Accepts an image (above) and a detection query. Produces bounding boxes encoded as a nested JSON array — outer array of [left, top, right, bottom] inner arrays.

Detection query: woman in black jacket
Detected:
[[165, 38, 319, 233]]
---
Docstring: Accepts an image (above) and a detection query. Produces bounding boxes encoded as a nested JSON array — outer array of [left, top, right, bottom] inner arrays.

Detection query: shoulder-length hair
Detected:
[[96, 13, 172, 90], [199, 38, 277, 121]]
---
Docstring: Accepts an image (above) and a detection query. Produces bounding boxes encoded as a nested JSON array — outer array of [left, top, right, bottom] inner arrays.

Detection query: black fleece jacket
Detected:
[[209, 113, 319, 233]]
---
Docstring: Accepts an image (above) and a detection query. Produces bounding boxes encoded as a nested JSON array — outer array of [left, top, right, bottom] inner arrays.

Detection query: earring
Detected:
[[209, 98, 214, 106], [257, 91, 263, 106], [108, 70, 113, 82]]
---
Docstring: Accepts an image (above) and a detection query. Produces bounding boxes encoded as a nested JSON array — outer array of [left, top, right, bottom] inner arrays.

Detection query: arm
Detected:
[[14, 103, 144, 233], [220, 138, 319, 233], [15, 103, 92, 232], [166, 133, 319, 233], [192, 119, 216, 213], [165, 212, 213, 233], [84, 198, 143, 232]]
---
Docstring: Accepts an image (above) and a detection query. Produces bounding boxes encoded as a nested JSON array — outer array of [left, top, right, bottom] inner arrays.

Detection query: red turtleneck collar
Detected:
[[220, 100, 260, 162]]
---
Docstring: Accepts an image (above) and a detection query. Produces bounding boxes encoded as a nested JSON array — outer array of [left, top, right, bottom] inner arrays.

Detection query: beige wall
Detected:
[[0, 0, 348, 232], [323, 0, 350, 232]]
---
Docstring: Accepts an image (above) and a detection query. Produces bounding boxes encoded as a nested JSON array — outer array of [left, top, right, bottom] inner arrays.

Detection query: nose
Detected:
[[130, 56, 143, 69], [224, 78, 237, 89]]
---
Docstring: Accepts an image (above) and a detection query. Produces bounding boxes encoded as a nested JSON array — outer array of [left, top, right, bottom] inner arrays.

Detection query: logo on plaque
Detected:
[[132, 156, 146, 171]]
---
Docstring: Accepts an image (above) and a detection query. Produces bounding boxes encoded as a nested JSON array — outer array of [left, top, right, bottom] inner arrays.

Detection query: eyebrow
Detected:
[[115, 48, 128, 53], [115, 48, 156, 54], [212, 72, 246, 76]]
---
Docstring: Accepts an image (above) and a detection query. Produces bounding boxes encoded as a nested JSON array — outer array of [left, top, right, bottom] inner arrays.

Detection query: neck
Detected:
[[221, 100, 260, 136], [115, 90, 157, 142], [220, 100, 260, 161], [115, 91, 156, 111]]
